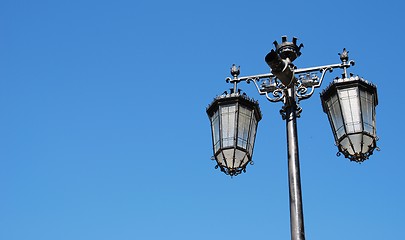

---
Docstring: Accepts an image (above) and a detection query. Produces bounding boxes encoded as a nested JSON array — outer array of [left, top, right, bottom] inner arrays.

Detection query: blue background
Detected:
[[1, 0, 404, 239]]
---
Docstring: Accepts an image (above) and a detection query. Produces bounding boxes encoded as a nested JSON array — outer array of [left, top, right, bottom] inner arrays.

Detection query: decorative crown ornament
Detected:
[[273, 36, 304, 62]]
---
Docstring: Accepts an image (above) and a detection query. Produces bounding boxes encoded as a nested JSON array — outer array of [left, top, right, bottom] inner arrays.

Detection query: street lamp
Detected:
[[206, 36, 378, 240]]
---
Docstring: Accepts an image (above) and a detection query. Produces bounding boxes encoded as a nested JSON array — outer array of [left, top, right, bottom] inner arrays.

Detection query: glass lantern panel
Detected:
[[211, 110, 221, 153], [362, 134, 374, 154], [326, 94, 345, 139], [248, 116, 258, 156], [215, 152, 226, 167], [360, 89, 375, 135], [221, 148, 235, 168], [348, 133, 363, 154], [338, 87, 362, 134], [220, 104, 236, 148], [234, 148, 248, 168], [340, 137, 355, 155], [237, 106, 252, 150]]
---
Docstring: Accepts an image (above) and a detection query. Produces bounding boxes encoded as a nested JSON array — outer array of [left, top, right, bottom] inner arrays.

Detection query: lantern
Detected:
[[206, 91, 262, 176], [320, 75, 378, 162]]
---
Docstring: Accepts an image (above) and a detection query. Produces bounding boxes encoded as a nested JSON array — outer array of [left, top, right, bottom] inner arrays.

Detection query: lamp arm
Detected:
[[226, 73, 285, 103], [224, 60, 354, 103]]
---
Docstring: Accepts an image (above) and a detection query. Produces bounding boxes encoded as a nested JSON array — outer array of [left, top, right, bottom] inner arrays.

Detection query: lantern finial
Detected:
[[339, 48, 349, 62]]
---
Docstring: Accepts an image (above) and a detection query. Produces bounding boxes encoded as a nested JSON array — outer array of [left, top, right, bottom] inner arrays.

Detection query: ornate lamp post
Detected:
[[206, 36, 378, 240]]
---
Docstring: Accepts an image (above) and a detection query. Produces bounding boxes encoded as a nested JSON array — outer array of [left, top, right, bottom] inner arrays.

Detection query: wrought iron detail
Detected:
[[215, 163, 249, 177], [333, 129, 380, 163], [279, 103, 302, 120], [295, 67, 332, 101], [225, 48, 355, 111], [338, 143, 378, 163]]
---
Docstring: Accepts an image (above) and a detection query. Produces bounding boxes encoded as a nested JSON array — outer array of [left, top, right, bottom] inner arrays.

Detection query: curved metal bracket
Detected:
[[226, 72, 287, 103], [250, 77, 286, 103], [225, 50, 355, 106], [296, 67, 332, 101]]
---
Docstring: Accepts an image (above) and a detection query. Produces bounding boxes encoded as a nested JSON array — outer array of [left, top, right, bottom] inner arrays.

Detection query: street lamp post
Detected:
[[206, 36, 379, 240]]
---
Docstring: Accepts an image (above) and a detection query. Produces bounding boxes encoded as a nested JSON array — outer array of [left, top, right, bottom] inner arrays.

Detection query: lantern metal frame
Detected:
[[207, 36, 378, 240]]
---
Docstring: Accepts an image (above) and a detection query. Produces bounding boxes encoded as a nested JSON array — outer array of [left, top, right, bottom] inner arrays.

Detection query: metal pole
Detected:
[[285, 87, 306, 240]]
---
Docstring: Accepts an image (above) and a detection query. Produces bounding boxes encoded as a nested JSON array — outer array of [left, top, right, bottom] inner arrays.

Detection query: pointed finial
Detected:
[[230, 64, 240, 78], [339, 48, 349, 62]]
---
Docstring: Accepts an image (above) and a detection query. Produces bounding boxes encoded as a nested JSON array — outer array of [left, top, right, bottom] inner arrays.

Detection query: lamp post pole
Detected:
[[285, 88, 305, 240]]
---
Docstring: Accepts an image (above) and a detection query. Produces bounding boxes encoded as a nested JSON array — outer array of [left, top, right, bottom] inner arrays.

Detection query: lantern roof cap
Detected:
[[331, 75, 375, 85], [206, 91, 262, 120], [320, 75, 378, 112]]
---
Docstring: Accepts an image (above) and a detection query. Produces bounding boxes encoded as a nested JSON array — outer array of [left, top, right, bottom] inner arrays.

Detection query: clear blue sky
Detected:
[[1, 0, 404, 239]]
